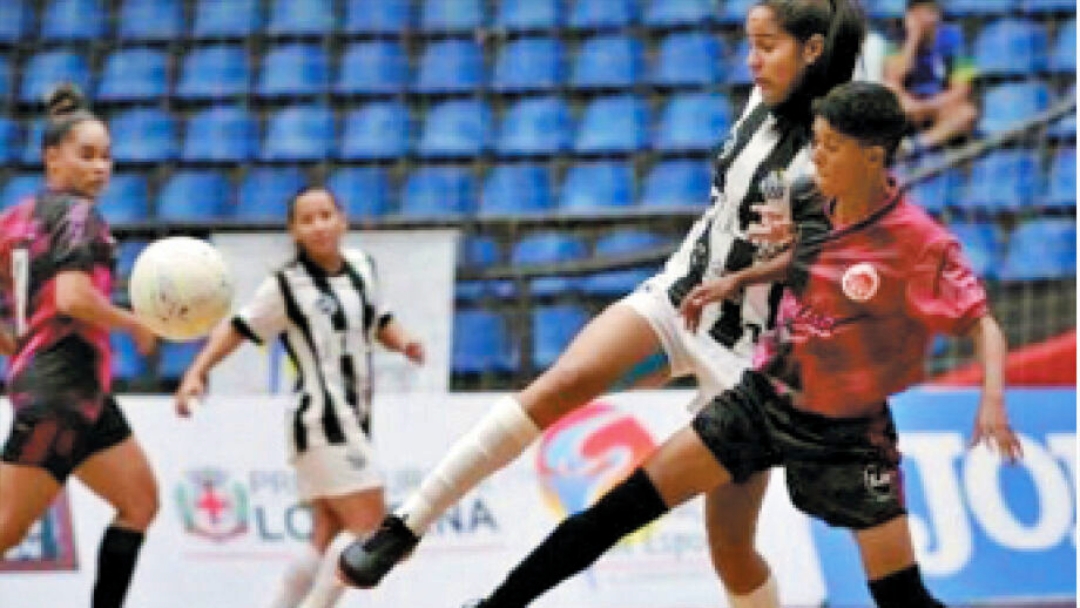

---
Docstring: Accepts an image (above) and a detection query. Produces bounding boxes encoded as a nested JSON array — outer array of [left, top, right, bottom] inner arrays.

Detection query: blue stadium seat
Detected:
[[906, 169, 964, 214], [728, 39, 752, 86], [492, 38, 564, 93], [339, 102, 411, 161], [156, 171, 231, 222], [582, 230, 665, 296], [864, 0, 905, 19], [192, 0, 261, 39], [344, 0, 411, 35], [718, 0, 755, 24], [20, 51, 91, 104], [257, 44, 329, 99], [110, 109, 178, 164], [571, 35, 644, 90], [496, 96, 573, 158], [41, 0, 105, 42], [643, 0, 715, 27], [111, 332, 147, 381], [655, 92, 734, 152], [960, 149, 1043, 212], [453, 309, 513, 375], [0, 174, 42, 209], [20, 119, 43, 165], [235, 167, 305, 221], [512, 232, 588, 296], [415, 40, 484, 94], [456, 234, 501, 302], [978, 82, 1051, 135], [114, 239, 148, 279], [1051, 20, 1076, 74], [268, 0, 333, 37], [559, 161, 635, 214], [96, 49, 168, 103], [568, 0, 636, 30], [182, 106, 258, 163], [98, 173, 150, 224], [401, 167, 475, 217], [947, 221, 1001, 280], [947, 0, 1016, 16], [0, 117, 17, 163], [118, 0, 183, 42], [574, 95, 649, 154], [1000, 218, 1076, 280], [1045, 147, 1076, 209], [480, 164, 554, 216], [0, 56, 10, 102], [973, 19, 1049, 77], [652, 32, 725, 87], [336, 41, 409, 96], [418, 99, 493, 159], [532, 305, 588, 369], [421, 0, 484, 33], [641, 160, 711, 209], [0, 1, 32, 45], [1022, 0, 1076, 13], [327, 167, 392, 218], [1048, 112, 1075, 140], [159, 340, 205, 381], [176, 45, 249, 101], [495, 0, 560, 32], [262, 105, 335, 162]]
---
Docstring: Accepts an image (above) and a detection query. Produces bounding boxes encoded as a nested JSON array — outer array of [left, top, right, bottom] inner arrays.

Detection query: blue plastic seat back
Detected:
[[157, 171, 232, 221], [0, 175, 42, 209], [20, 119, 44, 166], [111, 332, 148, 381], [569, 0, 637, 30], [98, 173, 150, 224], [1046, 147, 1076, 208], [236, 167, 305, 221], [906, 169, 964, 214], [421, 0, 484, 33], [1022, 0, 1076, 13], [455, 235, 499, 302], [532, 305, 589, 369], [0, 1, 32, 45], [344, 0, 411, 34], [258, 44, 329, 98], [571, 35, 644, 90], [974, 19, 1049, 77], [114, 239, 149, 280], [727, 38, 752, 85], [582, 229, 666, 295], [960, 149, 1043, 211], [418, 99, 493, 158], [262, 105, 336, 162], [947, 221, 1001, 279], [495, 0, 560, 31], [453, 309, 513, 374], [0, 56, 10, 102], [119, 0, 183, 42], [496, 96, 573, 157], [1000, 219, 1077, 280], [42, 0, 105, 41], [652, 32, 725, 86], [192, 0, 261, 39], [111, 108, 179, 164], [183, 106, 258, 163], [401, 167, 475, 217], [655, 92, 733, 152], [340, 102, 411, 161], [513, 232, 588, 296], [268, 0, 334, 37], [159, 340, 206, 380], [863, 0, 905, 19], [574, 95, 649, 154], [493, 37, 564, 92], [718, 0, 755, 24], [327, 167, 392, 219], [480, 164, 553, 216], [1051, 20, 1076, 74], [947, 0, 1017, 16], [337, 41, 409, 95], [415, 39, 484, 94], [978, 82, 1051, 135], [643, 0, 716, 27], [560, 161, 635, 213], [97, 49, 169, 103], [176, 45, 250, 100], [641, 160, 711, 209], [20, 51, 91, 104], [0, 117, 17, 164]]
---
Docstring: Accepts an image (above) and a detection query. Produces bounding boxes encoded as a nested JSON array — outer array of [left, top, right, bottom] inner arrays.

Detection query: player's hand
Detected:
[[680, 275, 740, 333], [970, 393, 1022, 463], [747, 203, 795, 247], [175, 373, 206, 418], [403, 340, 425, 365], [131, 322, 158, 356]]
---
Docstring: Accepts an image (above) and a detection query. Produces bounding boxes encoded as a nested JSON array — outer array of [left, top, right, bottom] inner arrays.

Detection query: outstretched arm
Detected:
[[174, 320, 245, 417], [376, 317, 424, 364], [966, 314, 1021, 462]]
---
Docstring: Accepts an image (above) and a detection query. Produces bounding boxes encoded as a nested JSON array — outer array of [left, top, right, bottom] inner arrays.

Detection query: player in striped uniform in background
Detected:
[[0, 84, 159, 608], [174, 187, 425, 608]]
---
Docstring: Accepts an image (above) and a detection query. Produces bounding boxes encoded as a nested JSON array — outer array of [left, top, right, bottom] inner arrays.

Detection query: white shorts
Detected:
[[620, 280, 753, 412], [292, 439, 384, 501]]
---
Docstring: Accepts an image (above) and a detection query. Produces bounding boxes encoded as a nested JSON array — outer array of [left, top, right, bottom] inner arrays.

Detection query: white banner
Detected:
[[211, 230, 458, 395]]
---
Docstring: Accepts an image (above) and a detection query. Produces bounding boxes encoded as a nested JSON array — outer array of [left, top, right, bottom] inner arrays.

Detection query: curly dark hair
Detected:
[[812, 81, 910, 165]]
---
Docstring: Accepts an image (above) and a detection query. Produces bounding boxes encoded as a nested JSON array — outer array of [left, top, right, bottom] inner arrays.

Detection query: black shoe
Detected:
[[339, 514, 420, 588]]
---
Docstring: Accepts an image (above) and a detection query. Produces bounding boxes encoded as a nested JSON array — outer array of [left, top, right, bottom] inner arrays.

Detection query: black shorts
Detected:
[[692, 371, 906, 530], [2, 394, 132, 483]]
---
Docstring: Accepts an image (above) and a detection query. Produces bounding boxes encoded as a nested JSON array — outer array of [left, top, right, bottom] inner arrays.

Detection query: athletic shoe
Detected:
[[338, 514, 420, 588]]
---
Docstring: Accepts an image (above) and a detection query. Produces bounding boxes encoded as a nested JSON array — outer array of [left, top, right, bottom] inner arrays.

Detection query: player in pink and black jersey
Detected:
[[458, 82, 1020, 608], [0, 84, 158, 608]]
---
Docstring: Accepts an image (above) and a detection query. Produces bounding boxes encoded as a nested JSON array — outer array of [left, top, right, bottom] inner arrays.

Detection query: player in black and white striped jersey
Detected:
[[174, 186, 424, 608]]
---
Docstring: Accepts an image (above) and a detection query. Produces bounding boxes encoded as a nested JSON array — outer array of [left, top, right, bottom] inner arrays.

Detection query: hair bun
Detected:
[[44, 82, 88, 118]]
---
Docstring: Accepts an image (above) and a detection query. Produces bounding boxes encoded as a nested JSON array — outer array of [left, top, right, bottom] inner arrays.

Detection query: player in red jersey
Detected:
[[0, 84, 158, 608], [458, 82, 1020, 608]]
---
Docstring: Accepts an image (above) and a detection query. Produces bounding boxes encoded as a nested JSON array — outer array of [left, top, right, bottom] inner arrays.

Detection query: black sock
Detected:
[[485, 468, 669, 608], [92, 525, 145, 608], [868, 564, 946, 608]]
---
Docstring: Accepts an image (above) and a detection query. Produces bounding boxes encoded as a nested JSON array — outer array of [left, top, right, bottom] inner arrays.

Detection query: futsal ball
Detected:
[[128, 237, 234, 341]]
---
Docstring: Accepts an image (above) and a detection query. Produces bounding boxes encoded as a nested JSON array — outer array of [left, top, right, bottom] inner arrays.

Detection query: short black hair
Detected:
[[906, 0, 939, 10], [811, 82, 909, 165]]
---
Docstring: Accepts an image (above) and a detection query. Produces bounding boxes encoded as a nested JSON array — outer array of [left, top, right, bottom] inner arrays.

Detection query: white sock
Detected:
[[268, 545, 321, 608], [727, 573, 780, 608], [397, 396, 540, 534], [298, 532, 355, 608]]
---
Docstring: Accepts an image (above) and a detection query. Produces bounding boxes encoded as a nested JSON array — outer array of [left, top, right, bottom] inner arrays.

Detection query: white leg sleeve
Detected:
[[727, 573, 780, 608], [298, 532, 355, 608], [397, 396, 540, 534], [268, 545, 321, 608]]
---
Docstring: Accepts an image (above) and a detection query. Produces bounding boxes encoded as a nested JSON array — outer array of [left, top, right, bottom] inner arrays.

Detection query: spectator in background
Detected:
[[884, 0, 978, 153]]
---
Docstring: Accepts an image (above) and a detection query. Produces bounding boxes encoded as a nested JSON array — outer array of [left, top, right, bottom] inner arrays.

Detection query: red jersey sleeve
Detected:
[[905, 238, 989, 335]]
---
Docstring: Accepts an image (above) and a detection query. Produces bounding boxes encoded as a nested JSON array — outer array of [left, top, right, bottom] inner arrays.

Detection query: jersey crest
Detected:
[[841, 262, 880, 302]]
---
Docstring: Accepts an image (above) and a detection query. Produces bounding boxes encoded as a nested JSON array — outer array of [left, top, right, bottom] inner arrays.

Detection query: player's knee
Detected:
[[868, 565, 945, 608], [115, 490, 159, 531]]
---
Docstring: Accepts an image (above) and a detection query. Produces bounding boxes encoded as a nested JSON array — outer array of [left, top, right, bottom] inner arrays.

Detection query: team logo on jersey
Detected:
[[315, 294, 339, 316], [841, 262, 880, 302], [175, 468, 250, 542]]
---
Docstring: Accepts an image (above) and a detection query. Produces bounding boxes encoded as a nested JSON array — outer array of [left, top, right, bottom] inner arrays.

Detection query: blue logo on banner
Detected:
[[812, 388, 1076, 606]]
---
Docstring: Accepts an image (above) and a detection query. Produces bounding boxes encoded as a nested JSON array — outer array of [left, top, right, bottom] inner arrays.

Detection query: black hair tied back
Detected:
[[42, 82, 97, 150]]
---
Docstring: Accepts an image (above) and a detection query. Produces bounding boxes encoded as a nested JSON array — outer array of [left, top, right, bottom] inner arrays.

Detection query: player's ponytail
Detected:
[[42, 82, 99, 151]]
